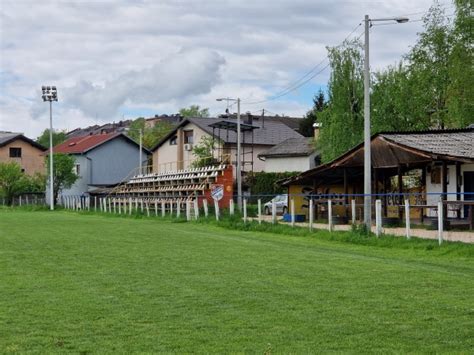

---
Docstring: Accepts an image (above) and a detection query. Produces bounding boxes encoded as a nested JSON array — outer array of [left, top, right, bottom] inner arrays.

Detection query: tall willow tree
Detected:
[[318, 40, 364, 162]]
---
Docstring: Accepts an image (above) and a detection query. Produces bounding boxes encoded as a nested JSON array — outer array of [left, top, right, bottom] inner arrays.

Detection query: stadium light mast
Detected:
[[363, 15, 408, 229], [216, 97, 242, 211], [42, 86, 58, 210]]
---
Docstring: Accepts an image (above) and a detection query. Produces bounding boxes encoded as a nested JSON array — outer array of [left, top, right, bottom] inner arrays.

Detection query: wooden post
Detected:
[[193, 200, 199, 220], [146, 202, 150, 217], [162, 201, 166, 217], [154, 201, 158, 216], [214, 199, 220, 221], [176, 201, 181, 218], [257, 199, 262, 224], [94, 196, 97, 212], [442, 161, 448, 220], [328, 199, 333, 232], [290, 198, 295, 227], [129, 197, 132, 215], [243, 198, 247, 223], [186, 200, 191, 221], [19, 196, 22, 206], [398, 165, 403, 220], [140, 199, 144, 213], [271, 199, 276, 224], [118, 200, 121, 214], [135, 198, 139, 212], [375, 199, 382, 237], [438, 200, 443, 245], [170, 201, 174, 217], [113, 199, 116, 214], [203, 199, 208, 217], [309, 199, 314, 231], [229, 199, 234, 215], [351, 199, 356, 225], [405, 199, 411, 240]]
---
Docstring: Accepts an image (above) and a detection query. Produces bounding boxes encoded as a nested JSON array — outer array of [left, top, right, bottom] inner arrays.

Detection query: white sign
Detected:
[[211, 185, 224, 201]]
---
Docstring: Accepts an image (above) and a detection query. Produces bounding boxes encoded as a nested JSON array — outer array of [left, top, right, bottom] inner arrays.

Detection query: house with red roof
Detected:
[[48, 132, 150, 200]]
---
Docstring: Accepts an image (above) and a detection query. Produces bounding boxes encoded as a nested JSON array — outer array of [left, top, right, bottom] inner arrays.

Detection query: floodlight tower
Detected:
[[42, 86, 58, 210]]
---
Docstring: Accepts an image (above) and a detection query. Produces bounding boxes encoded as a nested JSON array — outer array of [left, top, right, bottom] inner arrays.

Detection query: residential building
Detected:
[[151, 116, 304, 174], [258, 137, 320, 172], [0, 131, 46, 175], [48, 133, 150, 200]]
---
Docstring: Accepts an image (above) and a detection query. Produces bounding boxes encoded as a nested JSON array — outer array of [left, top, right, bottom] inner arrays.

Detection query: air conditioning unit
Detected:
[[184, 143, 193, 151]]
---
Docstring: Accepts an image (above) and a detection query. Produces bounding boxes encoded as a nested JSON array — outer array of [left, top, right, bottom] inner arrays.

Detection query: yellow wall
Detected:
[[0, 139, 45, 175]]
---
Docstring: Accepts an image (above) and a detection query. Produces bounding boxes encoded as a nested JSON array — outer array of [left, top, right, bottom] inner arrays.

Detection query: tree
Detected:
[[127, 118, 174, 149], [299, 90, 326, 137], [318, 39, 364, 162], [191, 136, 220, 168], [36, 129, 67, 148], [0, 162, 29, 205], [46, 154, 79, 206], [447, 0, 474, 127], [179, 105, 210, 118]]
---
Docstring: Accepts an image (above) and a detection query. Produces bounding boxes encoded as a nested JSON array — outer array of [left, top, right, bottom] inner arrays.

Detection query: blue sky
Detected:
[[0, 0, 451, 137]]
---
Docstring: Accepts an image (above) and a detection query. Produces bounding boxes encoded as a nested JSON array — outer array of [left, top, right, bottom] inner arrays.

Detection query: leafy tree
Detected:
[[447, 0, 474, 127], [299, 90, 326, 137], [318, 39, 364, 162], [46, 154, 79, 206], [191, 136, 220, 168], [36, 129, 67, 148], [179, 105, 210, 118], [0, 162, 29, 205], [127, 118, 174, 149]]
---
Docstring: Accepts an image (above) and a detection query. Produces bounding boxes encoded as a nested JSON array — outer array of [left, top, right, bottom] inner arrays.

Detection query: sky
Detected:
[[0, 0, 454, 138]]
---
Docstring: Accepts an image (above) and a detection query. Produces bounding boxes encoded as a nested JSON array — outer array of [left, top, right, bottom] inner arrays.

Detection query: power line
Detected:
[[243, 22, 363, 105]]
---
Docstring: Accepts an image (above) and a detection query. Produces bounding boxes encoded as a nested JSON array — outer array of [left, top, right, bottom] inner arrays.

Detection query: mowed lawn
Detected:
[[0, 211, 473, 353]]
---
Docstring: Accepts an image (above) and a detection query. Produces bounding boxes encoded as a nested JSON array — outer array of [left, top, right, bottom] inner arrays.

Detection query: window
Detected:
[[73, 164, 80, 175], [9, 147, 21, 158], [170, 135, 177, 145], [184, 130, 194, 144]]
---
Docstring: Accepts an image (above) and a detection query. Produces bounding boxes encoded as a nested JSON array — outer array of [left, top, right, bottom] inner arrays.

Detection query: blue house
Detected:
[[47, 133, 150, 202]]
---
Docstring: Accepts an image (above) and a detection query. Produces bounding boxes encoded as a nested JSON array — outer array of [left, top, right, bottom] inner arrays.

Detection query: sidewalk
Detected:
[[252, 216, 474, 244]]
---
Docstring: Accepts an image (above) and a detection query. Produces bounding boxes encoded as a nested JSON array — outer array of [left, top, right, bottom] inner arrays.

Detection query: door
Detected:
[[464, 172, 474, 218]]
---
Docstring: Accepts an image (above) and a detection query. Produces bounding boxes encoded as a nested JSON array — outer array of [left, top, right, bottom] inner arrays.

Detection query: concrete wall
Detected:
[[426, 163, 474, 218], [263, 153, 318, 173], [0, 138, 45, 175]]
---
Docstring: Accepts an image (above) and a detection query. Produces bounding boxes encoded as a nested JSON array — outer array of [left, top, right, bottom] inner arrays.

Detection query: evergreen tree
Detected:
[[299, 90, 326, 137]]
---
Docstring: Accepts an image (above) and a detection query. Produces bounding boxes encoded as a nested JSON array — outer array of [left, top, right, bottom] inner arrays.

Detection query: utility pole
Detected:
[[363, 15, 409, 229], [216, 97, 243, 211], [139, 128, 143, 175]]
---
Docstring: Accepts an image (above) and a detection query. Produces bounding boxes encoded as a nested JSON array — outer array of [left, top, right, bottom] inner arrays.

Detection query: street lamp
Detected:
[[42, 85, 58, 210], [363, 15, 408, 229], [216, 97, 242, 211]]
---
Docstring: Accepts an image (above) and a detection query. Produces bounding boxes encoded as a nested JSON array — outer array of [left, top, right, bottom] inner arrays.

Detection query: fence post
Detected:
[[203, 199, 208, 217], [162, 201, 166, 218], [135, 198, 139, 212], [129, 198, 132, 215], [243, 198, 247, 223], [309, 199, 314, 231], [94, 196, 97, 212], [118, 199, 121, 214], [186, 200, 191, 221], [146, 202, 150, 217], [26, 196, 30, 205], [214, 199, 220, 221], [290, 198, 295, 227], [438, 200, 443, 245], [229, 199, 234, 216], [193, 200, 199, 220], [176, 201, 181, 218], [351, 199, 356, 225], [405, 199, 411, 240], [154, 200, 158, 216], [272, 199, 276, 224], [258, 199, 262, 224], [108, 198, 112, 213], [140, 199, 144, 213], [19, 196, 22, 206], [328, 199, 333, 232], [170, 201, 174, 217], [113, 199, 116, 214], [375, 199, 382, 237]]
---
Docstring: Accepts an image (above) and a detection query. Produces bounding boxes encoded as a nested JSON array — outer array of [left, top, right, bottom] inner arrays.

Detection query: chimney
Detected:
[[245, 112, 253, 125], [313, 122, 321, 141]]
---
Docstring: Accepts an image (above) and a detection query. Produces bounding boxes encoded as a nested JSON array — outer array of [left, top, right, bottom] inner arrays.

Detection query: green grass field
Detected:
[[1, 210, 473, 353]]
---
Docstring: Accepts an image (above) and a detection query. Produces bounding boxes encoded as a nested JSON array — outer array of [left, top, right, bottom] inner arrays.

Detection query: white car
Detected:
[[264, 194, 288, 215]]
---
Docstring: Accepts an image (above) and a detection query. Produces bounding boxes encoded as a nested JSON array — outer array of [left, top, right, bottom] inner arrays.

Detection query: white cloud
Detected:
[[0, 0, 446, 137]]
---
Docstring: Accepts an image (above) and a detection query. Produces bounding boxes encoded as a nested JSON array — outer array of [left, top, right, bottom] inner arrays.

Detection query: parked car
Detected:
[[264, 194, 288, 215]]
